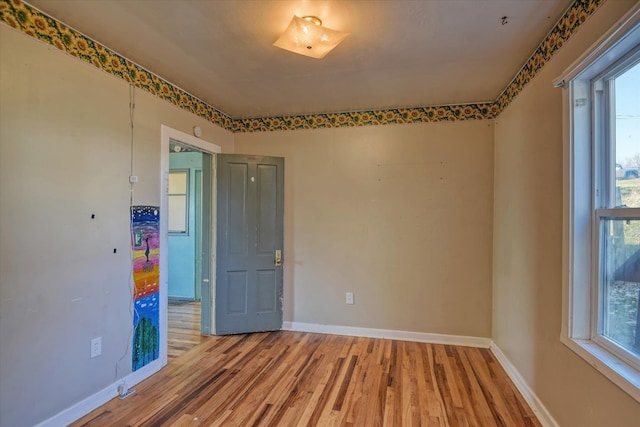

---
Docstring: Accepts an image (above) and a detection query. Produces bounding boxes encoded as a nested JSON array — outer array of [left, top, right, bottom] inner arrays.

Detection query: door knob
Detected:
[[275, 250, 282, 266]]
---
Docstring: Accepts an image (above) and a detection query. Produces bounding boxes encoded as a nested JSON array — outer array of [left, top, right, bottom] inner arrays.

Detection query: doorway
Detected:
[[167, 142, 209, 359], [159, 125, 220, 365]]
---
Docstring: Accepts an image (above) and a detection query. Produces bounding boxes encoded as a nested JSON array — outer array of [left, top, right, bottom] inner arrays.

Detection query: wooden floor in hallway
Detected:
[[168, 299, 205, 361], [73, 328, 541, 426]]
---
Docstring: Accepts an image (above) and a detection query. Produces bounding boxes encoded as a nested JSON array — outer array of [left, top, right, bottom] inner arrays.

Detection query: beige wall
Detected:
[[493, 1, 640, 426], [235, 121, 494, 337], [0, 26, 232, 427]]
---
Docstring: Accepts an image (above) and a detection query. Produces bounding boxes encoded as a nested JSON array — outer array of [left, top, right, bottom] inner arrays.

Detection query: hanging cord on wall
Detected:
[[114, 85, 137, 384], [129, 84, 136, 206]]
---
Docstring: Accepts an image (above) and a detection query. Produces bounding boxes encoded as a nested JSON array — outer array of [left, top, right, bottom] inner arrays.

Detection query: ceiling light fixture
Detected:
[[273, 15, 349, 59]]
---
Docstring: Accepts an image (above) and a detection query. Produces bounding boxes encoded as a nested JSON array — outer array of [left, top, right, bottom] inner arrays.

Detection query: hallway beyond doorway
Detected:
[[168, 300, 205, 360]]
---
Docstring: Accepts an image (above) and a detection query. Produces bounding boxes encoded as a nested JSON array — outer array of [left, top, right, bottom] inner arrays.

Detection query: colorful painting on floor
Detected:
[[130, 206, 160, 371]]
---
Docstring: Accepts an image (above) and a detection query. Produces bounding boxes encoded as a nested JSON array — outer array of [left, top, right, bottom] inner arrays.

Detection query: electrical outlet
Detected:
[[91, 337, 102, 358], [346, 292, 354, 305]]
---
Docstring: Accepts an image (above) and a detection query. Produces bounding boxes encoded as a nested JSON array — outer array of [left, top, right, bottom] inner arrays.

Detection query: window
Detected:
[[593, 58, 640, 368], [168, 170, 189, 233], [559, 4, 640, 401]]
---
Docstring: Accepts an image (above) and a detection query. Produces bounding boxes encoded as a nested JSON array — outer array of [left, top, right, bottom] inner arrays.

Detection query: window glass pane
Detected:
[[614, 61, 640, 207], [602, 218, 640, 356], [168, 195, 187, 233], [169, 171, 188, 194]]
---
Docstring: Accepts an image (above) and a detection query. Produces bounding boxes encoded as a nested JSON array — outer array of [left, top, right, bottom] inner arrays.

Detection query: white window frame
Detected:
[[557, 3, 640, 402], [592, 52, 640, 373], [168, 169, 189, 234]]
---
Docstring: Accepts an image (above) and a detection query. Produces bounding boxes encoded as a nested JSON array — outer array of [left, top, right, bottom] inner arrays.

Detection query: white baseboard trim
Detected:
[[34, 359, 165, 427], [489, 343, 558, 427], [282, 321, 492, 348]]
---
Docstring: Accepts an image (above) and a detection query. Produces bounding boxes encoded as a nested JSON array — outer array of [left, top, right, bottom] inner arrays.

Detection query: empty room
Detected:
[[1, 0, 640, 426]]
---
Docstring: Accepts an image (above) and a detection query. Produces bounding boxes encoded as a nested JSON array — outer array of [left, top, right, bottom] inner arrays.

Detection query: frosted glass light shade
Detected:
[[273, 15, 349, 59]]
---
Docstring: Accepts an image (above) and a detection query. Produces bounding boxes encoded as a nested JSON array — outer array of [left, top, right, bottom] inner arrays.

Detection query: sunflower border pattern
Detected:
[[494, 0, 605, 112], [232, 104, 498, 132], [1, 0, 605, 133]]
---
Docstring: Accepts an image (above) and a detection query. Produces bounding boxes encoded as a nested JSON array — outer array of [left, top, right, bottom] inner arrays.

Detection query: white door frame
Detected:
[[159, 124, 221, 365]]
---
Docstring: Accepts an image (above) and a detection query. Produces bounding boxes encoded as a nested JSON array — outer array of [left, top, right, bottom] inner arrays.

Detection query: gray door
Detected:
[[215, 154, 284, 335]]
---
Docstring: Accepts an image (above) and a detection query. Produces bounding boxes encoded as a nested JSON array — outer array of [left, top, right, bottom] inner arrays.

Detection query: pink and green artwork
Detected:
[[130, 206, 160, 371]]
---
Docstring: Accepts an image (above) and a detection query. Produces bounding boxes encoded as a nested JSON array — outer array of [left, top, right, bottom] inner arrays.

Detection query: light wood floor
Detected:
[[73, 326, 541, 426], [168, 300, 205, 361]]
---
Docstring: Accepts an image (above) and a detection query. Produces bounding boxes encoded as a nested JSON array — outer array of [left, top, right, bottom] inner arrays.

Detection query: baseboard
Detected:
[[34, 359, 164, 427], [489, 343, 559, 427], [282, 321, 492, 348]]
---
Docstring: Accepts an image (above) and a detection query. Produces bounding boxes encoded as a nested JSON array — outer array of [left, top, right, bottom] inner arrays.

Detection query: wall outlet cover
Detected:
[[90, 337, 102, 358], [346, 292, 354, 305]]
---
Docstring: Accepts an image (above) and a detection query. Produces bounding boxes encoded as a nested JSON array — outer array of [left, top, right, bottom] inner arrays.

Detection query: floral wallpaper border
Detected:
[[0, 0, 605, 133], [494, 0, 605, 112], [232, 103, 498, 132]]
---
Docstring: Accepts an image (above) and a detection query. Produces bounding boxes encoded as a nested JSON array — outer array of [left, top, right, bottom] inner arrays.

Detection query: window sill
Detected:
[[561, 335, 640, 403]]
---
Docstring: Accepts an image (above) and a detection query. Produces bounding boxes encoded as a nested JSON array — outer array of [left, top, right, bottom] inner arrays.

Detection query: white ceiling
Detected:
[[27, 0, 573, 119]]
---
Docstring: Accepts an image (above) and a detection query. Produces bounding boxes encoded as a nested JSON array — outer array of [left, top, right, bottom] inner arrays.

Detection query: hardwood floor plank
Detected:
[[72, 332, 542, 427], [167, 300, 204, 361], [295, 358, 336, 427]]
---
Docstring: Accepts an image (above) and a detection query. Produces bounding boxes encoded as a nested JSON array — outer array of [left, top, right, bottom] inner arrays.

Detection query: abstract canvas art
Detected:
[[130, 206, 160, 371]]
